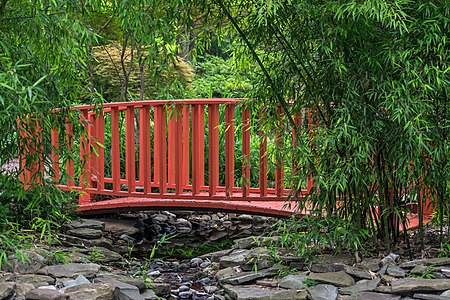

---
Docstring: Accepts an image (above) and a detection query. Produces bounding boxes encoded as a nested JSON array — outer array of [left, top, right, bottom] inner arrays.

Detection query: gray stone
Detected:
[[101, 218, 139, 236], [179, 290, 193, 298], [344, 266, 373, 280], [15, 274, 55, 287], [442, 269, 450, 278], [222, 284, 307, 300], [314, 254, 354, 265], [25, 288, 65, 300], [66, 219, 105, 231], [113, 281, 145, 300], [340, 277, 381, 295], [386, 264, 406, 277], [60, 234, 113, 250], [357, 258, 381, 272], [204, 285, 218, 293], [413, 294, 450, 300], [0, 282, 15, 299], [279, 273, 308, 289], [341, 292, 401, 300], [443, 290, 450, 296], [15, 283, 35, 297], [219, 249, 250, 268], [0, 274, 15, 283], [179, 285, 190, 292], [389, 278, 450, 294], [233, 236, 278, 249], [152, 282, 170, 297], [380, 253, 399, 266], [63, 283, 116, 300], [222, 268, 278, 285], [67, 228, 103, 239], [38, 263, 100, 278], [199, 249, 233, 262], [141, 289, 158, 300], [94, 273, 147, 292], [61, 275, 90, 291], [307, 271, 355, 287], [190, 258, 203, 267], [400, 258, 450, 268], [307, 284, 338, 300], [310, 263, 345, 273], [3, 250, 46, 274], [412, 265, 430, 275], [256, 278, 279, 287], [88, 247, 123, 263]]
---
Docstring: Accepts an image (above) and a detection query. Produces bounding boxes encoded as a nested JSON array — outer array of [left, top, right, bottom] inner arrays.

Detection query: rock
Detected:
[[215, 267, 241, 281], [232, 236, 278, 249], [179, 290, 193, 298], [219, 249, 250, 268], [279, 273, 308, 289], [344, 266, 373, 280], [412, 265, 430, 275], [38, 263, 100, 278], [94, 273, 147, 292], [15, 283, 35, 298], [88, 247, 123, 263], [412, 294, 450, 299], [61, 275, 90, 291], [179, 285, 190, 292], [307, 284, 338, 300], [307, 271, 355, 287], [386, 264, 406, 277], [222, 284, 308, 300], [60, 234, 113, 250], [221, 268, 278, 285], [442, 269, 450, 278], [357, 259, 381, 272], [209, 230, 228, 241], [443, 290, 450, 296], [3, 250, 46, 274], [190, 257, 203, 267], [141, 289, 158, 300], [340, 277, 381, 295], [15, 274, 55, 287], [341, 292, 401, 300], [388, 278, 450, 294], [25, 288, 65, 300], [151, 283, 171, 297], [256, 278, 279, 287], [199, 249, 233, 262], [63, 283, 116, 300], [67, 228, 103, 239], [380, 253, 399, 266], [400, 258, 450, 268], [0, 274, 16, 283], [310, 263, 345, 273], [0, 282, 15, 299], [113, 281, 145, 300], [66, 219, 105, 231], [101, 218, 139, 236], [204, 285, 218, 293], [314, 254, 354, 265]]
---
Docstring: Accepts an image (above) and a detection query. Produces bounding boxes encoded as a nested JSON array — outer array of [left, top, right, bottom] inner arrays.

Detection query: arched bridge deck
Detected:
[[21, 98, 311, 217]]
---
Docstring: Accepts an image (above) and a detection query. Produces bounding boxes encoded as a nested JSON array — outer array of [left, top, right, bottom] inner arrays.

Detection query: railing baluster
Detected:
[[259, 128, 268, 197], [79, 109, 91, 204], [126, 106, 135, 192], [168, 106, 176, 186], [208, 104, 219, 196], [140, 105, 151, 194], [66, 122, 75, 187], [111, 107, 121, 192], [95, 111, 105, 190], [51, 127, 60, 183], [182, 105, 190, 187], [192, 104, 205, 195], [155, 105, 167, 194], [175, 105, 183, 195], [242, 106, 250, 197], [275, 108, 284, 197], [225, 104, 235, 197]]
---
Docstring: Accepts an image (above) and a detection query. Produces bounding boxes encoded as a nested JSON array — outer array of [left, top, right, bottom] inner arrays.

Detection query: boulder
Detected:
[[63, 283, 116, 300], [38, 263, 100, 278], [307, 284, 338, 300]]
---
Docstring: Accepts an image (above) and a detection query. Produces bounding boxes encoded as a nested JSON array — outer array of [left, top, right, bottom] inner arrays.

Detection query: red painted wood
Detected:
[[79, 109, 91, 204], [275, 108, 284, 197], [168, 106, 176, 185], [259, 131, 268, 197], [225, 104, 235, 197], [192, 105, 205, 195], [126, 107, 136, 192], [65, 122, 75, 187], [242, 106, 250, 197], [111, 107, 121, 192], [140, 105, 152, 194], [155, 105, 167, 194], [182, 105, 190, 186], [208, 104, 219, 196], [95, 112, 105, 190], [51, 128, 60, 182], [175, 105, 183, 195]]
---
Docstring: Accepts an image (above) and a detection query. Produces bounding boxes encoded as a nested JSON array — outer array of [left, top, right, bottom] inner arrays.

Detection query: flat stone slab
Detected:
[[308, 271, 355, 287], [38, 263, 100, 278], [15, 274, 55, 287], [222, 268, 278, 285], [412, 293, 450, 300], [307, 284, 338, 300], [67, 228, 103, 239], [388, 278, 450, 294], [223, 284, 307, 300], [0, 282, 15, 299], [26, 288, 65, 300], [340, 277, 381, 295], [94, 273, 147, 292], [63, 283, 116, 300], [341, 292, 401, 300], [219, 249, 250, 268], [400, 258, 450, 268], [279, 273, 308, 289], [67, 219, 105, 231]]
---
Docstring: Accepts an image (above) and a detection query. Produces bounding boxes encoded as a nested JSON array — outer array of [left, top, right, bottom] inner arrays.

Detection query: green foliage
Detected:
[[159, 239, 233, 259], [271, 215, 369, 263], [191, 54, 254, 98], [439, 242, 450, 258]]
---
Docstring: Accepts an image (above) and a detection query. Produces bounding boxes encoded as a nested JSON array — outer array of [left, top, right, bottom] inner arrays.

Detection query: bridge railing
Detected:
[[21, 98, 312, 206]]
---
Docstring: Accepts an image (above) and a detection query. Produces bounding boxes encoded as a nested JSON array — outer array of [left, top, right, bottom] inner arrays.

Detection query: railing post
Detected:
[[208, 104, 219, 196], [225, 104, 235, 197], [154, 105, 167, 194], [242, 105, 251, 197], [111, 107, 121, 193], [192, 104, 205, 195], [140, 105, 152, 194], [126, 106, 136, 193], [79, 109, 92, 204]]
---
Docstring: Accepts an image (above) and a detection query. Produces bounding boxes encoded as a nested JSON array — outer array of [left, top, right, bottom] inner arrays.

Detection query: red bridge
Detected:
[[21, 99, 311, 217]]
